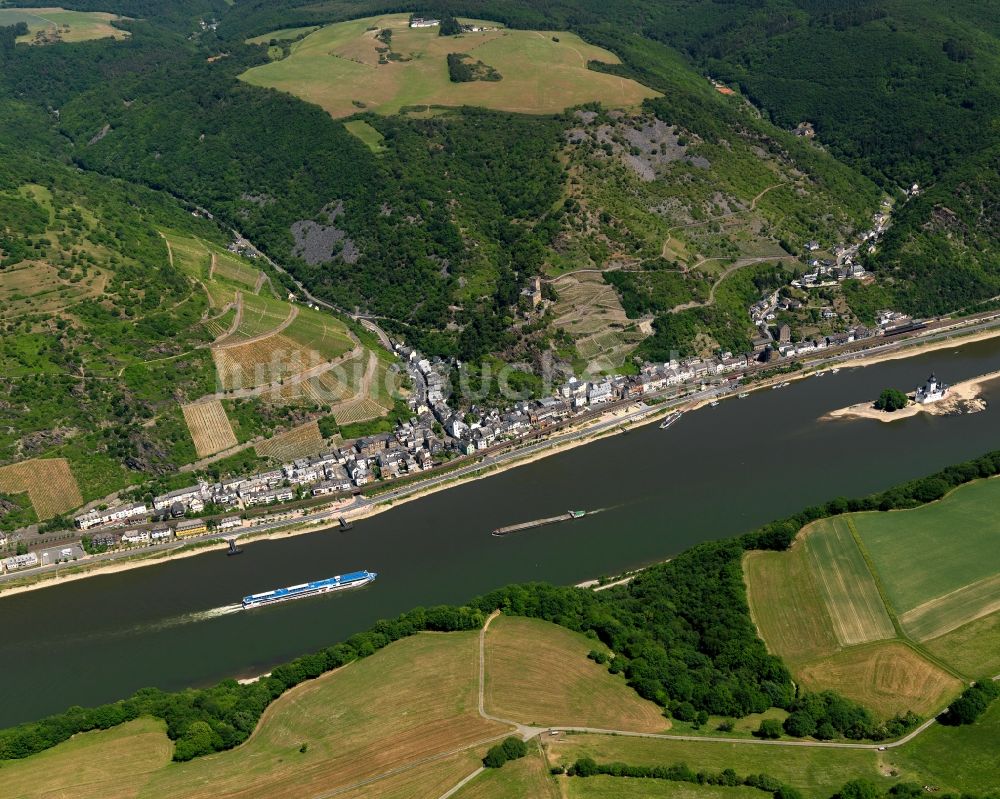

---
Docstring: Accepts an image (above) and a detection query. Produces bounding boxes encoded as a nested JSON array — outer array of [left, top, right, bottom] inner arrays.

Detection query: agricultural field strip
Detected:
[[899, 572, 1000, 642], [211, 337, 363, 397], [803, 518, 895, 646]]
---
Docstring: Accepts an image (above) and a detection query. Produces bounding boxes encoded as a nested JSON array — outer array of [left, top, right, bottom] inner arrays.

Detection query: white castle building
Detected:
[[915, 373, 948, 404]]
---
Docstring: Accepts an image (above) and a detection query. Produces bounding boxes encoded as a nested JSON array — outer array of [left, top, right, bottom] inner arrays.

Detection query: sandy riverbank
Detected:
[[832, 324, 1000, 370], [824, 369, 1000, 423]]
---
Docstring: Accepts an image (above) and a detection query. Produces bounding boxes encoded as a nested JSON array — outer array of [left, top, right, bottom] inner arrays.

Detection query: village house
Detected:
[[75, 502, 149, 530], [153, 483, 207, 512], [121, 530, 151, 546], [175, 519, 208, 538], [3, 552, 39, 572], [217, 516, 243, 532]]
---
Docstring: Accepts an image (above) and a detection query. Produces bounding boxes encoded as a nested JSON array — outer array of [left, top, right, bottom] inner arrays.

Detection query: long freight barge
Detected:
[[242, 570, 376, 609], [492, 510, 585, 537]]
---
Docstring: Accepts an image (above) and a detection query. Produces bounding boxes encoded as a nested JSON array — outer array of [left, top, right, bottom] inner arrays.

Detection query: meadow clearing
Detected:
[[0, 7, 128, 44], [240, 14, 659, 118], [851, 478, 1000, 642], [483, 615, 668, 732], [0, 457, 82, 520]]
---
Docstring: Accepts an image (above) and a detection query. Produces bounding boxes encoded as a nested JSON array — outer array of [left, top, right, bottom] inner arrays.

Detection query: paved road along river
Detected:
[[5, 338, 1000, 726]]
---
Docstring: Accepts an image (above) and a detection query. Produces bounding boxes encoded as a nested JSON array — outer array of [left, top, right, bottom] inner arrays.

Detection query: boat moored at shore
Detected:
[[242, 570, 377, 609]]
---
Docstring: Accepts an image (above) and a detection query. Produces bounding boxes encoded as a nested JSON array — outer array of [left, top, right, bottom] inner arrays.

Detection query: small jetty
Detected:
[[338, 516, 353, 532], [492, 510, 585, 537], [226, 539, 243, 557]]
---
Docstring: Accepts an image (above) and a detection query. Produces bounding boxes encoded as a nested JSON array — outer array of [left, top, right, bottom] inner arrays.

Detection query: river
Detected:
[[4, 338, 1000, 727]]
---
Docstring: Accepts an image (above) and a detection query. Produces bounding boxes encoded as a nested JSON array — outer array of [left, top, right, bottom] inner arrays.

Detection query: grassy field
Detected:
[[240, 14, 659, 118], [544, 733, 899, 798], [793, 641, 962, 718], [245, 25, 318, 45], [142, 630, 507, 798], [802, 516, 895, 646], [454, 743, 558, 799], [852, 478, 1000, 640], [0, 6, 128, 44], [0, 717, 172, 799], [483, 616, 669, 732], [566, 778, 762, 799], [743, 545, 839, 667], [922, 610, 1000, 678], [344, 119, 386, 153]]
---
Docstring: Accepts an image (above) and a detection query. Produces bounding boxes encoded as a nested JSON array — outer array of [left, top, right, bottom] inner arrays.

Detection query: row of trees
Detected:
[[566, 758, 999, 799]]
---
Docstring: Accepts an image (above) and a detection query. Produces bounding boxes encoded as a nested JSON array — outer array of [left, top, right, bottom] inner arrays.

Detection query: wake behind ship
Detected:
[[242, 570, 377, 609]]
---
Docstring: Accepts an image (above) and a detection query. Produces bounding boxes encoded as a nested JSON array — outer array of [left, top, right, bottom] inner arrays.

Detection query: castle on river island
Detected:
[[915, 373, 949, 404]]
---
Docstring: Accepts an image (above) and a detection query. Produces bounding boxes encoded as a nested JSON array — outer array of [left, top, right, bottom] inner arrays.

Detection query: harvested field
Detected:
[[899, 572, 1000, 642], [331, 750, 484, 799], [795, 641, 962, 719], [0, 457, 82, 519], [255, 420, 323, 461], [240, 14, 658, 119], [140, 631, 508, 799], [852, 478, 1000, 624], [181, 400, 239, 458], [0, 717, 172, 799], [802, 517, 895, 646], [483, 615, 669, 732], [743, 547, 839, 666], [922, 610, 1000, 678]]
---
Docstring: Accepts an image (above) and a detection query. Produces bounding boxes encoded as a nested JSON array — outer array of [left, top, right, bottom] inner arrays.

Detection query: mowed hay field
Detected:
[[483, 616, 669, 732], [0, 7, 129, 44], [0, 717, 173, 799], [240, 14, 659, 118], [801, 516, 895, 646], [140, 631, 508, 799], [0, 457, 82, 519], [181, 400, 239, 457], [851, 477, 1000, 641], [794, 641, 961, 718], [743, 545, 839, 667]]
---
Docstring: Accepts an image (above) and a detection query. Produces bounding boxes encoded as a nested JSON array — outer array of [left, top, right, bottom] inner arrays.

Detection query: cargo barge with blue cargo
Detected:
[[242, 570, 377, 609]]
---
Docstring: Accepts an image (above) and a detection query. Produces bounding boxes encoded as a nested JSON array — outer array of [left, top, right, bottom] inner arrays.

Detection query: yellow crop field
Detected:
[[794, 641, 962, 719], [333, 397, 387, 425], [240, 14, 659, 119], [0, 457, 82, 519], [802, 517, 895, 646], [181, 401, 239, 457], [484, 616, 669, 732], [256, 420, 323, 461]]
